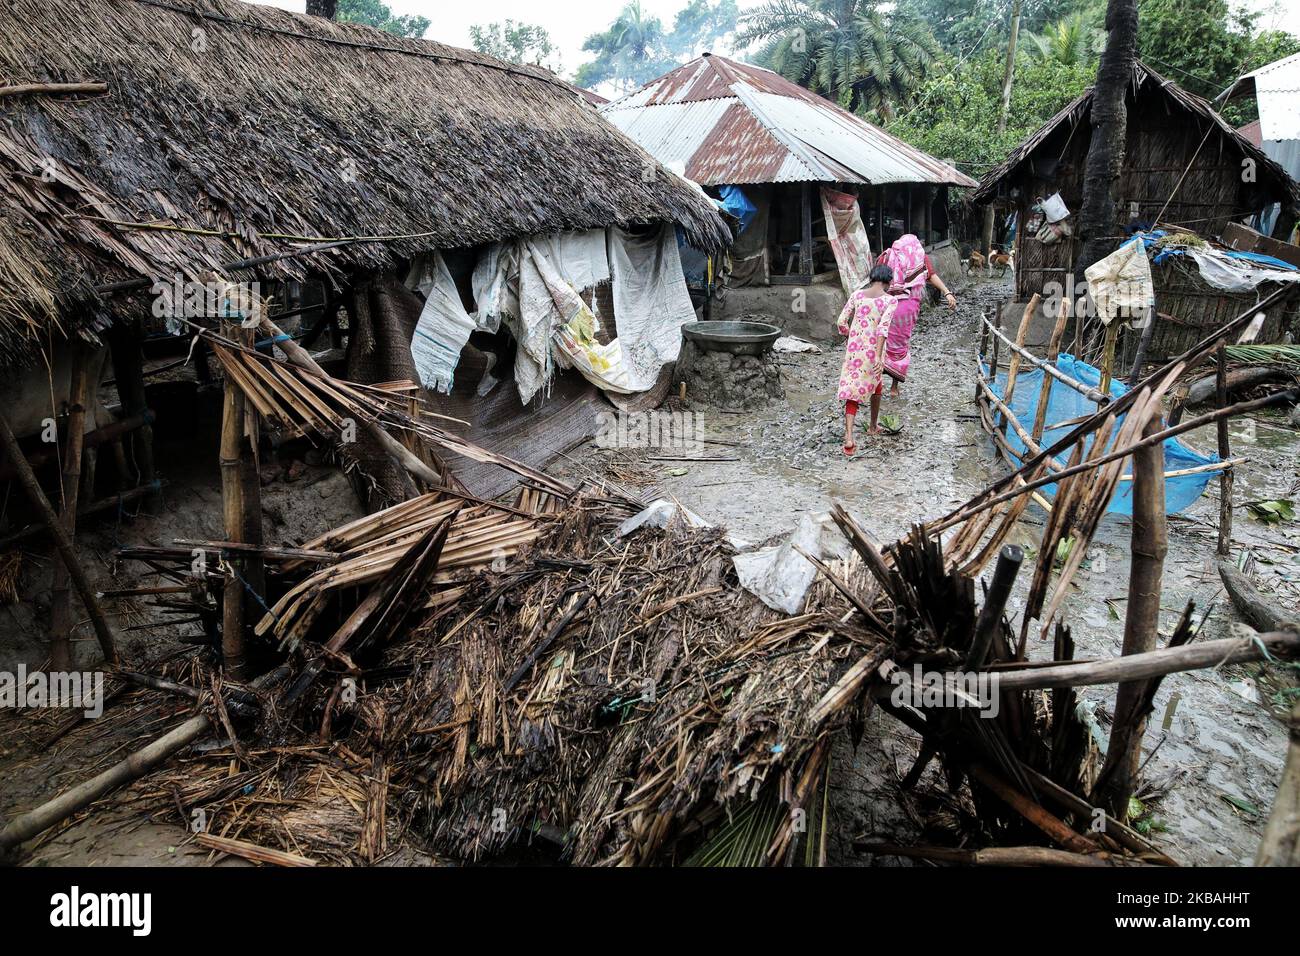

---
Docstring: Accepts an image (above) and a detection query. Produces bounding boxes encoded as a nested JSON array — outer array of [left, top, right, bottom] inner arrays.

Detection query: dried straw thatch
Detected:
[[0, 0, 729, 361]]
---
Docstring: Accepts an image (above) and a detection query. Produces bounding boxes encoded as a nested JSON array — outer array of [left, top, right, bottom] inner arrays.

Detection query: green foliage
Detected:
[[576, 0, 739, 91], [740, 0, 941, 117], [887, 48, 1093, 174], [335, 0, 428, 38], [469, 20, 559, 69], [1027, 7, 1104, 66], [1138, 0, 1299, 100]]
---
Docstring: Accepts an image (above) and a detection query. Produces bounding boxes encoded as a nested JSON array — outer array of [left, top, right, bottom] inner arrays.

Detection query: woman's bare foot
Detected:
[[867, 426, 882, 436], [889, 383, 901, 399]]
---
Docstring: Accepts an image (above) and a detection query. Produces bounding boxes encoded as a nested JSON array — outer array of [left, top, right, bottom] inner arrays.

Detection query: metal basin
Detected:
[[682, 320, 783, 356]]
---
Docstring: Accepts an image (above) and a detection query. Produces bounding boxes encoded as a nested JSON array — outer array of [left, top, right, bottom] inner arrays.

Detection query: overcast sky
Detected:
[[252, 0, 1298, 84]]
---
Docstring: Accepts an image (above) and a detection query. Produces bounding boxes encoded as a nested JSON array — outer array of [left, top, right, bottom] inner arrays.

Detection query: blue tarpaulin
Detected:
[[986, 353, 1220, 516], [718, 185, 757, 233]]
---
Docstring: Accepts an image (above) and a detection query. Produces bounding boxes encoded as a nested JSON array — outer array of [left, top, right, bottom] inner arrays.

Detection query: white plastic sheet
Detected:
[[733, 513, 844, 615], [408, 252, 477, 394], [1084, 240, 1154, 328], [607, 225, 698, 392]]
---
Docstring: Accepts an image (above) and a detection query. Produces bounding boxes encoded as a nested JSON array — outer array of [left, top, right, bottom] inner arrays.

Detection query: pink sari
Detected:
[[878, 235, 928, 383]]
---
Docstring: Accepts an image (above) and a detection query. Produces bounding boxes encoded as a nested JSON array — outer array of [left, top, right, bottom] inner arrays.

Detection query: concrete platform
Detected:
[[715, 282, 846, 341]]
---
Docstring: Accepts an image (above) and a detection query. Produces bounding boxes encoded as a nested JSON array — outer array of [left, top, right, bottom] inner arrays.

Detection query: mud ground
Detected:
[[1, 274, 1296, 866], [559, 273, 1300, 866]]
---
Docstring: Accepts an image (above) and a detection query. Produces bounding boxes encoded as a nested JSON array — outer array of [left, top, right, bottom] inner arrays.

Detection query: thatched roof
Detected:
[[0, 0, 729, 360], [972, 61, 1300, 211]]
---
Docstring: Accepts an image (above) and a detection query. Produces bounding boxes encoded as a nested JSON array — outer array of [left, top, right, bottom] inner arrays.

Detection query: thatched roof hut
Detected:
[[973, 61, 1300, 362], [0, 0, 729, 363]]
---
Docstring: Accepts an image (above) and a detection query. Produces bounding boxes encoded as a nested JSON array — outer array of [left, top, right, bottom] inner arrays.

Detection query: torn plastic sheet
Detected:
[[733, 513, 845, 615], [617, 499, 713, 538]]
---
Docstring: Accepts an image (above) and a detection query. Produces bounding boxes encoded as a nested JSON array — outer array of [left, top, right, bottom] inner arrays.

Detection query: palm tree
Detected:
[[578, 1, 672, 91], [1028, 9, 1104, 66], [739, 0, 940, 118]]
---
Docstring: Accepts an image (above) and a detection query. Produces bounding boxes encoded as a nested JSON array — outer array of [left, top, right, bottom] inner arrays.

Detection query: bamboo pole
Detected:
[[1031, 298, 1071, 443], [965, 544, 1023, 668], [998, 295, 1041, 441], [0, 665, 289, 857], [0, 412, 118, 666], [1097, 321, 1120, 397], [219, 322, 261, 679], [1095, 408, 1167, 820], [49, 344, 91, 671], [935, 386, 1299, 533], [0, 81, 107, 99], [1215, 345, 1234, 557]]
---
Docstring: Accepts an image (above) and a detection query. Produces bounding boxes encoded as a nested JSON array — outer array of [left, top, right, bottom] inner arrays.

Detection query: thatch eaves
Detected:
[[0, 0, 730, 360]]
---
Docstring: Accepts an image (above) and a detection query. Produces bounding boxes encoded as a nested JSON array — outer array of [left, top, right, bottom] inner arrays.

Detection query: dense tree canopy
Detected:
[[469, 20, 559, 70]]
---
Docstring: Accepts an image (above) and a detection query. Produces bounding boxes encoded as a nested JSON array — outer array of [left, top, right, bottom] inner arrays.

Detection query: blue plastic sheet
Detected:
[[718, 185, 758, 233], [986, 353, 1219, 516]]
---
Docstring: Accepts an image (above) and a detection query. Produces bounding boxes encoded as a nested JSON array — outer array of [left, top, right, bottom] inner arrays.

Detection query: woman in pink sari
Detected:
[[877, 235, 957, 397], [836, 264, 896, 456]]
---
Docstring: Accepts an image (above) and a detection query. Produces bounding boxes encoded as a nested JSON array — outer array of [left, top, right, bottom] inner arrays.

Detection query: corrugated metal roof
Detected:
[[600, 54, 976, 188]]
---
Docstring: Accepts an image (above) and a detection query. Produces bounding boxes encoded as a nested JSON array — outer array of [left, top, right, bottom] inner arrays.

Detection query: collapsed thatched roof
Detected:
[[972, 61, 1300, 211], [0, 0, 729, 360]]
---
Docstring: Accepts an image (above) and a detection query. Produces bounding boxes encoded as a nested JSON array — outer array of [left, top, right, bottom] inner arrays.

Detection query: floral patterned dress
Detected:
[[836, 290, 896, 404]]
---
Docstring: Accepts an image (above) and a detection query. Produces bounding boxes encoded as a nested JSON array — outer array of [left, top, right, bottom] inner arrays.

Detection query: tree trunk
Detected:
[[981, 0, 1024, 257], [1073, 0, 1139, 284], [306, 0, 337, 18]]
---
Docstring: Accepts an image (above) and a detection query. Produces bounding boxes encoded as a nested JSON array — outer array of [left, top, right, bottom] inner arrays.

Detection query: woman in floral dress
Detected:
[[836, 264, 896, 456]]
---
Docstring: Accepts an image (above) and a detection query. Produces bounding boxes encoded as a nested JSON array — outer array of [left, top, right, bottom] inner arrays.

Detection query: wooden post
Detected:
[[0, 412, 118, 666], [905, 185, 914, 236], [1215, 345, 1234, 557], [218, 322, 263, 679], [1095, 408, 1166, 819], [922, 186, 933, 245], [1031, 298, 1071, 444], [106, 321, 158, 511], [799, 183, 814, 279], [49, 344, 92, 671]]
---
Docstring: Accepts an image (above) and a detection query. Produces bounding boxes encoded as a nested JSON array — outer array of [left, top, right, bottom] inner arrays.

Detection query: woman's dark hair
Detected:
[[869, 264, 894, 285]]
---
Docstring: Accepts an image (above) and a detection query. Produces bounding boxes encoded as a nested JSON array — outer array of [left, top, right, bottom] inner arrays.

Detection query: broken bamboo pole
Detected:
[[1215, 346, 1234, 557], [0, 412, 118, 666], [0, 665, 289, 857], [965, 545, 1023, 668], [256, 316, 448, 489], [935, 386, 1299, 533], [49, 344, 91, 671]]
